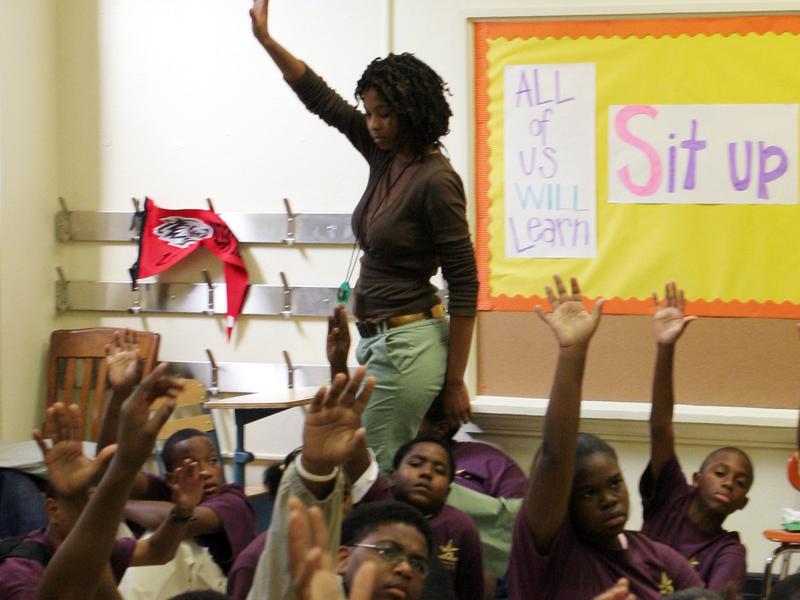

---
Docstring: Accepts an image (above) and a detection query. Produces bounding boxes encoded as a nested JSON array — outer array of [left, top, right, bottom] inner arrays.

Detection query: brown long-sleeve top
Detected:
[[288, 67, 478, 321]]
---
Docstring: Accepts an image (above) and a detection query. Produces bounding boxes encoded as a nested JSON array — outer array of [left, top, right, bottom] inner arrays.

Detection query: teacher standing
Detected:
[[251, 0, 478, 473]]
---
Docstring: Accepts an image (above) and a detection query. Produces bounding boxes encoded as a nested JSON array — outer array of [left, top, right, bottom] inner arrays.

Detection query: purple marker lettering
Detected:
[[727, 141, 752, 191], [515, 71, 533, 108], [555, 70, 575, 104], [532, 69, 553, 105], [680, 119, 707, 190], [758, 142, 788, 200]]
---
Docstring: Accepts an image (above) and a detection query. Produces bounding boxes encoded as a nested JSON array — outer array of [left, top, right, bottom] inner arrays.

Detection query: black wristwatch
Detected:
[[169, 507, 194, 523]]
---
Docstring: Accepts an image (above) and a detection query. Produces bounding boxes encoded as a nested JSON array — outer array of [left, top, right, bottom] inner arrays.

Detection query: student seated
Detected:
[[506, 275, 703, 600], [418, 396, 527, 498], [97, 332, 257, 578], [0, 398, 202, 600], [247, 367, 436, 600], [640, 282, 752, 595], [124, 428, 258, 575], [34, 364, 185, 600], [342, 433, 483, 600]]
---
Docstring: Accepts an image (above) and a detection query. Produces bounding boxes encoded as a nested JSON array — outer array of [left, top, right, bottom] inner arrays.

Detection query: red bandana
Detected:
[[131, 197, 249, 339]]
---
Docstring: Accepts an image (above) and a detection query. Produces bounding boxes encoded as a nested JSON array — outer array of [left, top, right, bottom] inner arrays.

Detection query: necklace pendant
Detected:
[[336, 282, 351, 304]]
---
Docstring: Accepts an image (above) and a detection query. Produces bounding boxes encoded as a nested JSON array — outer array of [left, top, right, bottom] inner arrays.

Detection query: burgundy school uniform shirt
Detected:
[[143, 473, 257, 574], [507, 509, 703, 600], [0, 527, 136, 600], [639, 456, 746, 593], [451, 440, 528, 498], [227, 530, 267, 600], [362, 477, 484, 600]]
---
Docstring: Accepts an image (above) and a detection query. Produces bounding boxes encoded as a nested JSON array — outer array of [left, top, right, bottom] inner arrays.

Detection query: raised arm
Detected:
[[250, 0, 305, 82], [130, 458, 205, 566], [649, 282, 696, 479], [523, 275, 603, 553], [37, 364, 182, 600], [301, 368, 375, 498], [96, 329, 153, 498]]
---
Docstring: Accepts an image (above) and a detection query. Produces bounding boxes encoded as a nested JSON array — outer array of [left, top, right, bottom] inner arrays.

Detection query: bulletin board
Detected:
[[474, 15, 800, 406]]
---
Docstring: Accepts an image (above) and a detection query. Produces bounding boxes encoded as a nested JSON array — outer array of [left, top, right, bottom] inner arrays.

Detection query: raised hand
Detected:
[[302, 368, 376, 474], [105, 329, 141, 392], [169, 458, 204, 516], [327, 304, 351, 376], [33, 403, 116, 499], [287, 496, 376, 600], [116, 362, 183, 472], [652, 281, 696, 346], [250, 0, 272, 45], [536, 275, 603, 348]]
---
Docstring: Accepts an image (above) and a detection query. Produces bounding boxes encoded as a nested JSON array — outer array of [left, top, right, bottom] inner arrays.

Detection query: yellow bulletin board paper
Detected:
[[474, 16, 800, 317]]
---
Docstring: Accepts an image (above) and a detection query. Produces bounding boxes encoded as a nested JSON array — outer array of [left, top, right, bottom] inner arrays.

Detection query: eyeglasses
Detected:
[[351, 542, 429, 576]]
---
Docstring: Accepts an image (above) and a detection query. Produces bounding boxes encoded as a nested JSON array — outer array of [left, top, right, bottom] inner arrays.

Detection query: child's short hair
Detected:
[[575, 432, 617, 463], [161, 428, 206, 472], [392, 435, 456, 482], [341, 500, 434, 556], [699, 447, 754, 478]]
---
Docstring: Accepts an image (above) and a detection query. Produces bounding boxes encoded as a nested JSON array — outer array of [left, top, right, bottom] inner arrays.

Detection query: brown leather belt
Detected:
[[356, 304, 445, 338]]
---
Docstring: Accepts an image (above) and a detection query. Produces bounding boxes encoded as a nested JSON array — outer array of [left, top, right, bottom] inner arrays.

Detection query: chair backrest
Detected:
[[153, 379, 213, 442], [151, 378, 216, 475], [46, 328, 160, 441]]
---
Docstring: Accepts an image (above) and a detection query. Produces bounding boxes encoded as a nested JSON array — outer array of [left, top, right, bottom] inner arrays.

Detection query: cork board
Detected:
[[477, 312, 800, 409]]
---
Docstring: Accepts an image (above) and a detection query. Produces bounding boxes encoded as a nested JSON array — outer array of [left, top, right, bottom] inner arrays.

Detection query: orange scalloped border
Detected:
[[487, 295, 800, 318], [473, 15, 800, 318]]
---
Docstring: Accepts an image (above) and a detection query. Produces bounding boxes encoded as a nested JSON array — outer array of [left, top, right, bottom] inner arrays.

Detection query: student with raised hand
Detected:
[[640, 282, 752, 595], [507, 275, 702, 600], [247, 368, 377, 599], [36, 363, 183, 600], [250, 0, 478, 475]]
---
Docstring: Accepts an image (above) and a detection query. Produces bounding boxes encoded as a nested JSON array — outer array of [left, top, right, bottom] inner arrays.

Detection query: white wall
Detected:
[[0, 0, 798, 574]]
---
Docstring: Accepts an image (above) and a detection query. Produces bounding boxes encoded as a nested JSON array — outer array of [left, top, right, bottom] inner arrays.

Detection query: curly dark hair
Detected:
[[355, 53, 452, 158]]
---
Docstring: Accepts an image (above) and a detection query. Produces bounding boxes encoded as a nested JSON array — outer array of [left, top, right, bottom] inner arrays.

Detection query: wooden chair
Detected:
[[150, 378, 216, 475], [46, 328, 160, 441]]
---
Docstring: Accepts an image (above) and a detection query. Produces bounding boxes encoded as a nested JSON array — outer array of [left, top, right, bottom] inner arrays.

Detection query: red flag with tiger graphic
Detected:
[[130, 197, 249, 339]]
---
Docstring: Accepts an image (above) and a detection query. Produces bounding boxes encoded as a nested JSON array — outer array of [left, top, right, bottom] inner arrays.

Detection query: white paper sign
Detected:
[[504, 63, 597, 259], [608, 104, 798, 204]]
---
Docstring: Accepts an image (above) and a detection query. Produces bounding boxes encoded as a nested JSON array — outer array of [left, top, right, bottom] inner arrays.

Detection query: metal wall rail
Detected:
[[55, 275, 340, 317], [55, 198, 355, 245]]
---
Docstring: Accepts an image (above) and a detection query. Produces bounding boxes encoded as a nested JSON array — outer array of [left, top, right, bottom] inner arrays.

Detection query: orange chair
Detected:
[[46, 328, 160, 441], [762, 452, 800, 598]]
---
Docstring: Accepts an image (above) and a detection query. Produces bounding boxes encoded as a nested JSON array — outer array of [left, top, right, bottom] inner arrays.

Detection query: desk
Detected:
[[205, 386, 317, 486]]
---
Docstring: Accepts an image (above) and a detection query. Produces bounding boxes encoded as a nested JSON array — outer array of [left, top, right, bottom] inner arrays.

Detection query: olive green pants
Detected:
[[356, 317, 449, 474]]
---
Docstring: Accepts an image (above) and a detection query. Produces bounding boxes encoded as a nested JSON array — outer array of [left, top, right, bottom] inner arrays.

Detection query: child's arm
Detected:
[[523, 275, 603, 554], [124, 500, 222, 538], [300, 368, 375, 499], [95, 329, 152, 498], [130, 458, 204, 566], [327, 304, 351, 381], [37, 363, 181, 600], [649, 282, 696, 479]]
